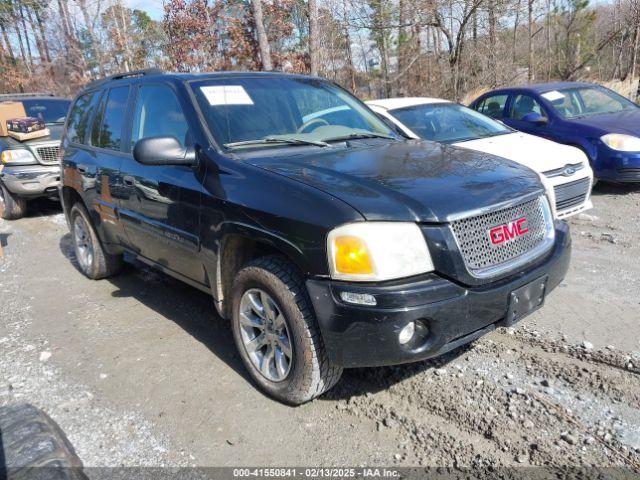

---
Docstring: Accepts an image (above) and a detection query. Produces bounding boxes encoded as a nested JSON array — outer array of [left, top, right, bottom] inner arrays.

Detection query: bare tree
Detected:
[[251, 0, 273, 71], [308, 0, 319, 75]]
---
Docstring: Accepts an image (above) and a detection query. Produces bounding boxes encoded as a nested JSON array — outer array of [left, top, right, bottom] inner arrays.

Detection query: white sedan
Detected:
[[367, 97, 594, 219]]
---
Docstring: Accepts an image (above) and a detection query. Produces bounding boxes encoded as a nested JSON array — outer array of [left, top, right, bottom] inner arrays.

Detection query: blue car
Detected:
[[470, 82, 640, 183]]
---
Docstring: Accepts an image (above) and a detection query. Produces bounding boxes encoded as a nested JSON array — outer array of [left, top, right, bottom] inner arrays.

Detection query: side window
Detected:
[[130, 84, 189, 150], [94, 86, 130, 150], [509, 94, 546, 120], [476, 94, 508, 119], [66, 91, 100, 145]]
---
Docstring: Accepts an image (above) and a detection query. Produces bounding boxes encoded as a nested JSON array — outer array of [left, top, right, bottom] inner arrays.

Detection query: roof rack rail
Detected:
[[85, 68, 164, 89], [0, 92, 55, 99]]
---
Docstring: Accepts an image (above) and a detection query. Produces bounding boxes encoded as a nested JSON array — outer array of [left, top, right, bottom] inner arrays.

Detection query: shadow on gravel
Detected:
[[24, 197, 62, 218], [592, 182, 640, 196], [57, 233, 252, 385], [324, 344, 473, 401]]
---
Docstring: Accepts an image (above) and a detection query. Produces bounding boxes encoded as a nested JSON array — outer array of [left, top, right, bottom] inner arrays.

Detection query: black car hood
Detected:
[[247, 140, 543, 223], [567, 109, 640, 136], [4, 124, 63, 147]]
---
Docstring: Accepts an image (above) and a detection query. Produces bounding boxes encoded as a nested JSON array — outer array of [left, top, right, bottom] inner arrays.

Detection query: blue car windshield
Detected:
[[389, 102, 511, 143], [21, 99, 71, 124], [543, 87, 638, 119], [190, 77, 394, 149]]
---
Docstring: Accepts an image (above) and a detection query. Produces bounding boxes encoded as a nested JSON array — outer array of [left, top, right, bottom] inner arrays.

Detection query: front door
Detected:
[[117, 83, 205, 284], [504, 94, 555, 141]]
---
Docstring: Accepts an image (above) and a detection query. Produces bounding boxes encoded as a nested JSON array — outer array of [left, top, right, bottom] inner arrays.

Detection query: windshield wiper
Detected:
[[321, 132, 396, 143], [224, 136, 329, 148]]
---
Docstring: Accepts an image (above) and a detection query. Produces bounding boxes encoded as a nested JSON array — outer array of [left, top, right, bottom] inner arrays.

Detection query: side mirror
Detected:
[[522, 113, 548, 125], [132, 136, 196, 166]]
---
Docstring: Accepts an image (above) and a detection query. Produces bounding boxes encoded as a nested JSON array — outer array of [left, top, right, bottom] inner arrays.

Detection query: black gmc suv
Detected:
[[59, 70, 571, 404]]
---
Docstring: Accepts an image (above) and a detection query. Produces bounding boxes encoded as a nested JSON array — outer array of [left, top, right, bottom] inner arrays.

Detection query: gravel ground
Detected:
[[0, 184, 639, 472]]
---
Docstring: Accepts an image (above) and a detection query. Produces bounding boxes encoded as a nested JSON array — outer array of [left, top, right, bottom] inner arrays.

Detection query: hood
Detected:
[[4, 124, 63, 147], [246, 140, 543, 223], [567, 108, 640, 136], [454, 132, 588, 172]]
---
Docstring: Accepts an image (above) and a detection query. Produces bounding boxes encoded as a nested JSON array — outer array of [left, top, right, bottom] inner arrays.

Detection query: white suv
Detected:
[[367, 97, 594, 219]]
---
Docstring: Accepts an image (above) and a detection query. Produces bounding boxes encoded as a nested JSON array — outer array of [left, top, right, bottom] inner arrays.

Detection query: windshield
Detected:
[[389, 102, 511, 143], [191, 77, 395, 149], [21, 99, 71, 124], [542, 87, 638, 119]]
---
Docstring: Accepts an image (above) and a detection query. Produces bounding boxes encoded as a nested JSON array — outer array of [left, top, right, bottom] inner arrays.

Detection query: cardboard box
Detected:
[[7, 128, 50, 142], [0, 101, 27, 136]]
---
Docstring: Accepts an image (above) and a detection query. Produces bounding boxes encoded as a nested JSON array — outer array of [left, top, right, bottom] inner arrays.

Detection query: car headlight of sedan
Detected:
[[1, 149, 37, 165], [600, 134, 640, 152], [327, 222, 434, 281]]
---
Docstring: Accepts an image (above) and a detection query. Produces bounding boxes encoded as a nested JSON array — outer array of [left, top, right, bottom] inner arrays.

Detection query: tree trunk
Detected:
[[17, 3, 35, 66], [251, 0, 272, 71], [342, 0, 356, 92], [33, 6, 51, 62], [488, 0, 497, 86], [1, 24, 15, 63], [25, 6, 45, 63], [528, 0, 534, 81], [513, 0, 521, 64], [308, 0, 319, 75]]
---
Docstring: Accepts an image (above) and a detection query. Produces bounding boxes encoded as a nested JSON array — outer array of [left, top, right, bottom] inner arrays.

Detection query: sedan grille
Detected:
[[450, 196, 552, 277], [543, 162, 584, 178], [553, 177, 590, 211], [35, 145, 60, 165]]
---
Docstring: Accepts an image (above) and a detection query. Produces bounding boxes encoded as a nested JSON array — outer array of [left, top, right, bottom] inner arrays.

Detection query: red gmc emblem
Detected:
[[489, 217, 529, 245]]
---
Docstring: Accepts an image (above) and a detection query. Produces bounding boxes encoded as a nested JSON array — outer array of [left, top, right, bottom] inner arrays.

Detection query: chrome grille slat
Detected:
[[35, 145, 60, 165], [553, 177, 590, 212], [450, 197, 549, 275], [543, 162, 584, 178]]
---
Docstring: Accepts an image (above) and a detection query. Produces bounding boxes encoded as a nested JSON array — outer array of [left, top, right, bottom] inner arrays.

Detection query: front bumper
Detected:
[[594, 146, 640, 183], [0, 165, 60, 197], [307, 221, 571, 368]]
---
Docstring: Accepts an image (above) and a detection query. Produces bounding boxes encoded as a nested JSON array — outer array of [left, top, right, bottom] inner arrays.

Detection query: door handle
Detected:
[[77, 164, 87, 173], [123, 175, 135, 186]]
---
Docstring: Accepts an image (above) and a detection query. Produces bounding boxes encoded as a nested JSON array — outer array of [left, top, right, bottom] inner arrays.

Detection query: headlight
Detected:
[[1, 149, 37, 165], [600, 134, 640, 152], [327, 222, 434, 281]]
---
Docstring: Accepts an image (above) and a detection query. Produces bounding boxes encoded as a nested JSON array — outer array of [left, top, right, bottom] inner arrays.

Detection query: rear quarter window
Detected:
[[66, 91, 102, 145], [476, 94, 508, 119], [92, 86, 130, 151]]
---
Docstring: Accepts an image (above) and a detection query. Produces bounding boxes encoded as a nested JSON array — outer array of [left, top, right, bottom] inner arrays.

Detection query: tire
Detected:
[[0, 183, 27, 220], [69, 203, 122, 279], [230, 255, 342, 405], [0, 403, 87, 479]]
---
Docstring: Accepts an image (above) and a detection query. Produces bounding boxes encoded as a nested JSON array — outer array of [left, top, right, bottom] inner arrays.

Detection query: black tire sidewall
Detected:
[[231, 265, 315, 404]]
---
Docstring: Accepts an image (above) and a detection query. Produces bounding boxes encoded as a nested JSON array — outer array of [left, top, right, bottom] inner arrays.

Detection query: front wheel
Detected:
[[231, 256, 342, 405], [0, 183, 27, 220]]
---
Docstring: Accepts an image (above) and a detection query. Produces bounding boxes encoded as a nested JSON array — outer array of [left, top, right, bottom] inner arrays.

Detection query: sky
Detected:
[[123, 0, 164, 21]]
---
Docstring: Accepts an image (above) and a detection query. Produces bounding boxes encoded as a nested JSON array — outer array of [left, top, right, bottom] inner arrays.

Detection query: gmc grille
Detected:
[[35, 145, 60, 165], [450, 196, 552, 278], [553, 177, 590, 212]]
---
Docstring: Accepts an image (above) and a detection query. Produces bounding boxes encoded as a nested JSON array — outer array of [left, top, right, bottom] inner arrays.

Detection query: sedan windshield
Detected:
[[542, 87, 638, 119], [389, 103, 511, 143], [191, 77, 395, 149], [21, 99, 71, 124]]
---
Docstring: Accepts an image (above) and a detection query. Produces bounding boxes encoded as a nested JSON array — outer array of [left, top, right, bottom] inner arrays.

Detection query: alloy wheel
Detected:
[[239, 288, 293, 382], [73, 216, 94, 271]]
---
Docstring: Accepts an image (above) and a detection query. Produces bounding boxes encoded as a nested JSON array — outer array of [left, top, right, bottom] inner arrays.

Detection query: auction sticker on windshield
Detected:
[[200, 85, 254, 106], [541, 90, 565, 102]]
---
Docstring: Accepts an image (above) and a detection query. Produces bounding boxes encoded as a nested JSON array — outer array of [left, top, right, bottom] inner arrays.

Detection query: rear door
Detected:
[[117, 82, 205, 283], [62, 87, 129, 247]]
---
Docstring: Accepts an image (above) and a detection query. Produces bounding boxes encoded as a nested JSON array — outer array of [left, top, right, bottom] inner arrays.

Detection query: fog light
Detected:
[[339, 291, 376, 306], [398, 321, 416, 345]]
